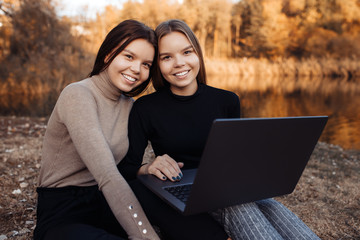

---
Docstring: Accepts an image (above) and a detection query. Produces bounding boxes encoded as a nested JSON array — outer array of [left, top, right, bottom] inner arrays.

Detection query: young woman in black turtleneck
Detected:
[[119, 19, 320, 240]]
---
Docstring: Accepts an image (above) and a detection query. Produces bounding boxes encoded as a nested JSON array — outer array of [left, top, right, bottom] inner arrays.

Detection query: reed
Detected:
[[205, 57, 360, 95], [206, 57, 360, 79], [1, 57, 359, 97]]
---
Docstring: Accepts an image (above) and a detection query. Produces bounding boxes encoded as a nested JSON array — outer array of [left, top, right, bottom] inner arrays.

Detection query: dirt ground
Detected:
[[0, 116, 359, 240]]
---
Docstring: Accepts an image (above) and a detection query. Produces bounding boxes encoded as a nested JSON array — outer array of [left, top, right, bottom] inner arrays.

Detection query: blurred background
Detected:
[[0, 0, 359, 150]]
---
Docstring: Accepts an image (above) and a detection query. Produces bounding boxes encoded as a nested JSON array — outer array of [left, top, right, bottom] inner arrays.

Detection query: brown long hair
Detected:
[[90, 19, 157, 97], [153, 19, 206, 91]]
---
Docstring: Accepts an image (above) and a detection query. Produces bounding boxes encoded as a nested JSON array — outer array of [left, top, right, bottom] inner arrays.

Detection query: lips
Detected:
[[122, 73, 137, 82], [174, 70, 189, 76]]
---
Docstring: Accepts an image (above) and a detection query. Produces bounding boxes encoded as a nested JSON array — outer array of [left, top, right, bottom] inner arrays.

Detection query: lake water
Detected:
[[208, 75, 360, 151], [1, 76, 359, 150], [233, 90, 360, 150]]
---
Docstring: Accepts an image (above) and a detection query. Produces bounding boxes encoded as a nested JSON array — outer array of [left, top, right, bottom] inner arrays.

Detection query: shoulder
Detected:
[[55, 79, 97, 112], [203, 84, 239, 101], [129, 89, 170, 122], [60, 79, 93, 99], [134, 89, 167, 107]]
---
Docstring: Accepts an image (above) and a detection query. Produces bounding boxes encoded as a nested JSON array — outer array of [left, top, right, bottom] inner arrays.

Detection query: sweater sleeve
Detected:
[[118, 101, 149, 180], [57, 85, 159, 240]]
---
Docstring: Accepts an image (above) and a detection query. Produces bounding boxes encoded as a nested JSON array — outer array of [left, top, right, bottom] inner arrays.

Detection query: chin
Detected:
[[118, 83, 135, 93]]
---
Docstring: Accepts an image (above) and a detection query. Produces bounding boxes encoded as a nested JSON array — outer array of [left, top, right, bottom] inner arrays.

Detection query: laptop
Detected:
[[137, 116, 328, 215]]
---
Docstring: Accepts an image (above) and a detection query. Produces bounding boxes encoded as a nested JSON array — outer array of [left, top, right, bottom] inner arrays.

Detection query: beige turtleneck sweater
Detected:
[[38, 70, 159, 240]]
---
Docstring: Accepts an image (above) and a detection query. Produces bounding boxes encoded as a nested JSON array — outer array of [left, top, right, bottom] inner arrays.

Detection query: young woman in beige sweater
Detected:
[[34, 20, 159, 240]]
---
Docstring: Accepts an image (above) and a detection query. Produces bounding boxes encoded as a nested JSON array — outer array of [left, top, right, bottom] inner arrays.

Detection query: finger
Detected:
[[162, 155, 183, 179], [161, 156, 183, 181], [166, 159, 184, 178], [177, 162, 184, 178], [177, 162, 184, 169], [164, 154, 182, 172], [151, 155, 183, 181], [148, 157, 177, 181], [153, 169, 167, 181], [147, 162, 168, 181], [158, 163, 179, 182], [152, 155, 180, 181]]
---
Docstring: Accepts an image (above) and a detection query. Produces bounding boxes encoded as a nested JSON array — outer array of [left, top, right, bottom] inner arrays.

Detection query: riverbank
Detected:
[[0, 116, 359, 239], [1, 57, 360, 98]]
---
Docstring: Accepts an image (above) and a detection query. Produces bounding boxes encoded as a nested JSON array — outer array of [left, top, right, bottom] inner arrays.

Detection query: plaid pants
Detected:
[[210, 198, 320, 240]]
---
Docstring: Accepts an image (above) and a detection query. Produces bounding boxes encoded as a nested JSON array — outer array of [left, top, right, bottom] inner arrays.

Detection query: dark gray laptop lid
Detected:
[[183, 116, 328, 215]]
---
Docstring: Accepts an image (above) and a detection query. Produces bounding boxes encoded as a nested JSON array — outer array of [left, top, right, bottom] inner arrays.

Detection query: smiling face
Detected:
[[107, 39, 155, 93], [158, 31, 200, 96]]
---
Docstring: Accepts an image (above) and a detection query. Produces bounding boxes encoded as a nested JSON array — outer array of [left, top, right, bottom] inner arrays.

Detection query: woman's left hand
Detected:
[[138, 154, 184, 181]]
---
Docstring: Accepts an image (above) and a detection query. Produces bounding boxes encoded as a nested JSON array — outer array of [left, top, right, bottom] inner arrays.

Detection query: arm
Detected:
[[118, 103, 150, 180], [58, 85, 159, 240], [119, 101, 183, 182]]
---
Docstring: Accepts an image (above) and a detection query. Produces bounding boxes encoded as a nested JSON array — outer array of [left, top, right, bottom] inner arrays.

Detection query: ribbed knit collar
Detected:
[[167, 83, 204, 102], [91, 69, 122, 101]]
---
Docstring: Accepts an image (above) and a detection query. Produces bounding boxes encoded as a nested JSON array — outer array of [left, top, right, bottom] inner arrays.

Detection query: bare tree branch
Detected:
[[0, 1, 13, 18]]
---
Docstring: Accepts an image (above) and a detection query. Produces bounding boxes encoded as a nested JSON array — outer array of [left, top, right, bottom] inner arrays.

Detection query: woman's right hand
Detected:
[[139, 154, 184, 181]]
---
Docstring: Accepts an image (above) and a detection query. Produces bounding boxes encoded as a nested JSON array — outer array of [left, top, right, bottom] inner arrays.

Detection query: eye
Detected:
[[143, 62, 151, 68], [184, 48, 194, 55], [125, 54, 133, 60], [160, 55, 171, 61]]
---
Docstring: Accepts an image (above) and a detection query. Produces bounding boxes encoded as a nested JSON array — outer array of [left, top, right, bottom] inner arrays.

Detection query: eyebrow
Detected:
[[123, 49, 153, 63], [123, 49, 134, 55], [159, 45, 193, 57]]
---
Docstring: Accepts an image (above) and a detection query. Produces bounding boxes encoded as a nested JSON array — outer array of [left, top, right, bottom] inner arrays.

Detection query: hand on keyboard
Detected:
[[140, 154, 184, 182]]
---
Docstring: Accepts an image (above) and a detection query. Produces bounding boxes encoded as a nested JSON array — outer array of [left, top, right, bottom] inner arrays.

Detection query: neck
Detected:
[[92, 69, 122, 101], [170, 82, 198, 96]]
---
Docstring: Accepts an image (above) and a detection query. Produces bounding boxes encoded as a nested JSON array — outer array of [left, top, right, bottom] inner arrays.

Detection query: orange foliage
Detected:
[[0, 0, 360, 97]]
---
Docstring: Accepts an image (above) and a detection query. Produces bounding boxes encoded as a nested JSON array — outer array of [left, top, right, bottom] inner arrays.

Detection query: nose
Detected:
[[174, 55, 185, 67], [130, 61, 141, 74]]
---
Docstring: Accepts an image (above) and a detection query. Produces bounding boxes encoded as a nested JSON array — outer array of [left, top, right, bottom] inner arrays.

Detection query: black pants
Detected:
[[128, 179, 228, 240], [34, 186, 127, 240]]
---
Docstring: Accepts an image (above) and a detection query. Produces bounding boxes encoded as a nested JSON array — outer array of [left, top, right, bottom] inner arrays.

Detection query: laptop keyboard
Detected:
[[164, 184, 192, 203]]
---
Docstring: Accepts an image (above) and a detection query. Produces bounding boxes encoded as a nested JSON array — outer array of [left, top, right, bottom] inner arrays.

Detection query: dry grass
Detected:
[[0, 116, 359, 239], [205, 57, 360, 79], [205, 57, 360, 95], [1, 57, 359, 98]]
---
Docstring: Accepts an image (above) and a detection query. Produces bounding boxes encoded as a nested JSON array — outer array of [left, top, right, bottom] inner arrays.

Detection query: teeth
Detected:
[[175, 71, 188, 76], [123, 74, 136, 82]]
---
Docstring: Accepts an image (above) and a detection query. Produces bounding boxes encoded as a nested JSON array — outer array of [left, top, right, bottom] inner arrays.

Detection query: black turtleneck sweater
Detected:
[[119, 84, 240, 180]]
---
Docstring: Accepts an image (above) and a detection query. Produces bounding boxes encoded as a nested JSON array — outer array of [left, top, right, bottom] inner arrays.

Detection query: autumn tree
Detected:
[[179, 0, 232, 58], [235, 0, 270, 58], [207, 0, 232, 58], [90, 0, 360, 59], [81, 5, 124, 54], [119, 0, 178, 28], [280, 0, 360, 58], [231, 2, 243, 58], [0, 0, 92, 94], [179, 0, 211, 56], [230, 0, 360, 59], [0, 0, 17, 61]]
